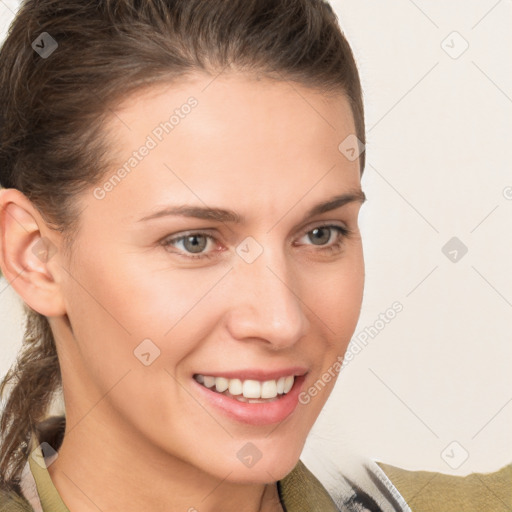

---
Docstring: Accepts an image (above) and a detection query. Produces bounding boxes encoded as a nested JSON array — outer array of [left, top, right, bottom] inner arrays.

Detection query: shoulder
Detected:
[[278, 460, 341, 511], [376, 461, 512, 512], [280, 458, 412, 512]]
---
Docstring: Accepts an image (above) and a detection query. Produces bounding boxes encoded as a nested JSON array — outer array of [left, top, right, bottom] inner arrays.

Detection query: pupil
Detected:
[[311, 227, 329, 245], [185, 235, 206, 253]]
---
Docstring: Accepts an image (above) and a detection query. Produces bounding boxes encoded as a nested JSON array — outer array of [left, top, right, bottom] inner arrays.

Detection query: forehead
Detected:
[[88, 72, 361, 226], [107, 71, 357, 156]]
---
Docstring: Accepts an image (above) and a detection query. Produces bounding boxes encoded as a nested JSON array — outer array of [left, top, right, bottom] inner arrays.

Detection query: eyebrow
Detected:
[[136, 189, 366, 224]]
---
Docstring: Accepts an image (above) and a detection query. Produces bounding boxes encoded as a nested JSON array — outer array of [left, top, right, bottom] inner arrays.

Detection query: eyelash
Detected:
[[160, 224, 352, 261]]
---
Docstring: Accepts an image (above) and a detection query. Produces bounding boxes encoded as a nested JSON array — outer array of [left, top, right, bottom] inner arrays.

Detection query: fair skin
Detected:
[[0, 72, 365, 512]]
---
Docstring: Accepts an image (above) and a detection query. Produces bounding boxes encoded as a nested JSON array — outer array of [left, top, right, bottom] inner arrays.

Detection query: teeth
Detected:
[[203, 376, 215, 388], [243, 380, 261, 399], [283, 375, 294, 393], [215, 377, 229, 393], [194, 374, 296, 400], [228, 378, 243, 396], [261, 380, 278, 399]]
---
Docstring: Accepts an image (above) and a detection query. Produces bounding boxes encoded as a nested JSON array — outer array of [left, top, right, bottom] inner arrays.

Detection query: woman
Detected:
[[0, 1, 411, 510]]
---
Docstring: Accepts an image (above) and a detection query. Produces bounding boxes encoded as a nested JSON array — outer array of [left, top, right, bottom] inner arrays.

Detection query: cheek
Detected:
[[299, 249, 364, 404], [60, 257, 216, 435], [62, 253, 229, 384], [67, 245, 217, 334], [303, 249, 364, 339]]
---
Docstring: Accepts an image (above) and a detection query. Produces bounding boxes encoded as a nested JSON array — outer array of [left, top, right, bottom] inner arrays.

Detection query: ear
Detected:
[[0, 188, 67, 317]]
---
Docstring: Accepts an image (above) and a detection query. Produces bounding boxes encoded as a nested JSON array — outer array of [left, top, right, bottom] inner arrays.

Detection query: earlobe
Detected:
[[0, 188, 66, 317]]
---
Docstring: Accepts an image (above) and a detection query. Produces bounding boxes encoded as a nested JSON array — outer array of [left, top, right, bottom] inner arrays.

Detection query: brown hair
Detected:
[[0, 0, 365, 492]]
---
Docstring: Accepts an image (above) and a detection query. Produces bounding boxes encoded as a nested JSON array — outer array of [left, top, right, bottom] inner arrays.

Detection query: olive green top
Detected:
[[376, 461, 512, 512]]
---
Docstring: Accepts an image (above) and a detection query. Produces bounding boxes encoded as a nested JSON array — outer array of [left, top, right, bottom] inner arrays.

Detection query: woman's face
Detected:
[[52, 72, 365, 483]]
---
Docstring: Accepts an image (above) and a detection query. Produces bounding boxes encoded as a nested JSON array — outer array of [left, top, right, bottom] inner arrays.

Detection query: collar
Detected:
[[22, 434, 69, 512]]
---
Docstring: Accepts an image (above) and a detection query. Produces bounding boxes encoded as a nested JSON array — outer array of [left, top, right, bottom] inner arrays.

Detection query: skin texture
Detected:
[[0, 72, 365, 512]]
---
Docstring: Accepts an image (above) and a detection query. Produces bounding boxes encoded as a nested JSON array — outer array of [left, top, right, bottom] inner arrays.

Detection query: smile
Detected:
[[192, 370, 307, 425], [194, 374, 295, 403]]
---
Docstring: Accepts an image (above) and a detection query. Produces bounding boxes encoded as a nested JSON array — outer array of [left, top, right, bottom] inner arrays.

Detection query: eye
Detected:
[[295, 224, 351, 253], [160, 224, 352, 260], [161, 231, 218, 260]]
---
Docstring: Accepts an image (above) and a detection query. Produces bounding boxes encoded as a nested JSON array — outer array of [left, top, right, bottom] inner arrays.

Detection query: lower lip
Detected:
[[192, 375, 306, 426]]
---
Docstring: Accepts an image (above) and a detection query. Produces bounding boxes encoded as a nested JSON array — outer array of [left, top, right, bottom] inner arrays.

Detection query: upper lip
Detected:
[[193, 367, 308, 381]]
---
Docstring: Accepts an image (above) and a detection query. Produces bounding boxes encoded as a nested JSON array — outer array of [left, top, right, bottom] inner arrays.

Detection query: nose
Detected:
[[224, 244, 309, 350]]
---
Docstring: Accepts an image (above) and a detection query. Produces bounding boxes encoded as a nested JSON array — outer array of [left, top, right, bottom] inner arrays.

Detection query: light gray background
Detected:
[[1, 0, 511, 480]]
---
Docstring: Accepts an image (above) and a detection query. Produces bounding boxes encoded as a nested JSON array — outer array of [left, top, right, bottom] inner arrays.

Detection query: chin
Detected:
[[210, 440, 305, 484]]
